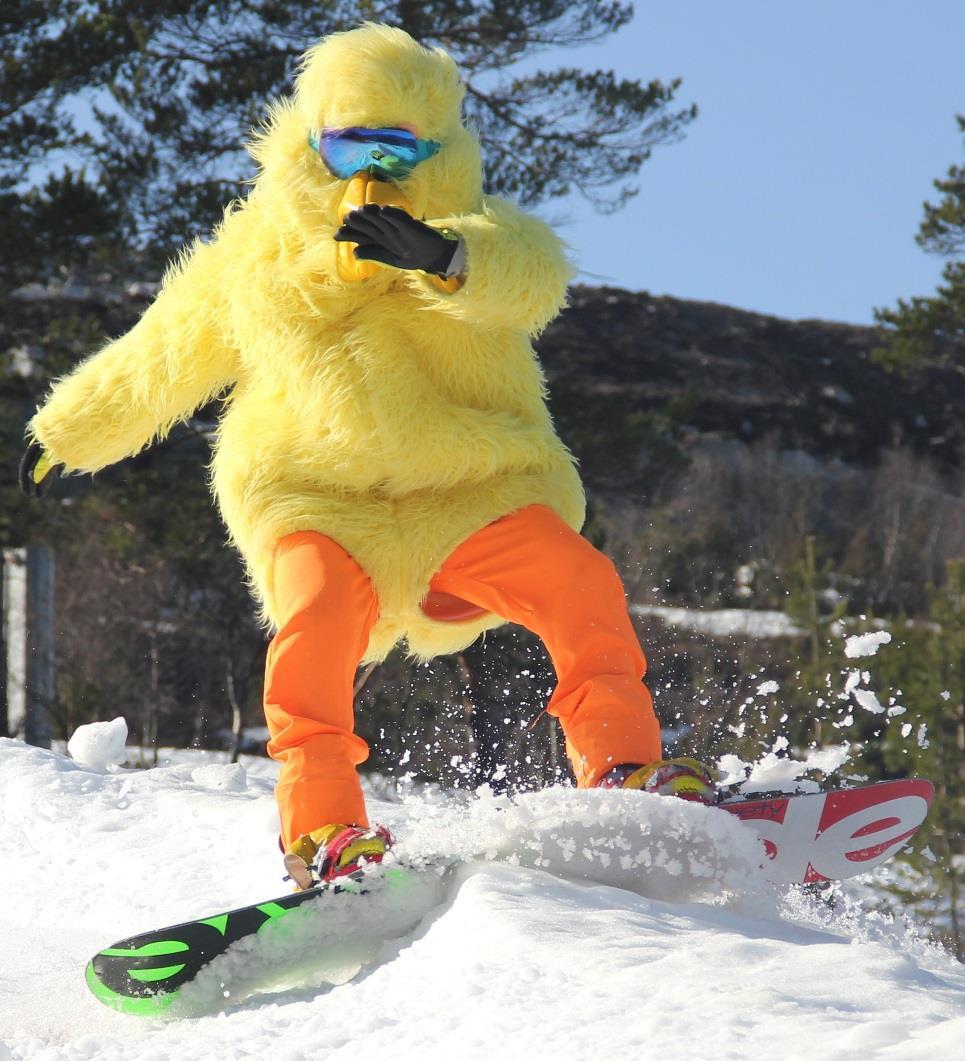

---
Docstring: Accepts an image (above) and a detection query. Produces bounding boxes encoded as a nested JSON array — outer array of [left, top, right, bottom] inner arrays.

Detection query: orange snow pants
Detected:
[[264, 505, 661, 847]]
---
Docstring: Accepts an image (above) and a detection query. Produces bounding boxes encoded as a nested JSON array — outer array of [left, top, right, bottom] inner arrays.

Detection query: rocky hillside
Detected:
[[537, 286, 964, 493]]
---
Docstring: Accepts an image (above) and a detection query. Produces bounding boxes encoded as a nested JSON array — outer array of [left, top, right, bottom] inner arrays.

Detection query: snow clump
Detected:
[[844, 631, 892, 658], [853, 688, 886, 715], [67, 716, 129, 769]]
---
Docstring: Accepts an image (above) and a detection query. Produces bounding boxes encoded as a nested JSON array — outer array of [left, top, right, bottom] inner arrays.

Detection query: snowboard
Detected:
[[86, 860, 454, 1017], [86, 777, 933, 1017], [719, 776, 934, 885]]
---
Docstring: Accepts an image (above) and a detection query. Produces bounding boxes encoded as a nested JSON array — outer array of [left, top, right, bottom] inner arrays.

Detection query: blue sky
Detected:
[[528, 1, 963, 324], [53, 4, 961, 325]]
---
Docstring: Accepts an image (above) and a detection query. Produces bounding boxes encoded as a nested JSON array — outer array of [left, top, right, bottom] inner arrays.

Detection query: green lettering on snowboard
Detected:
[[99, 939, 190, 958], [85, 961, 177, 1017], [256, 901, 291, 920], [128, 963, 188, 983], [199, 914, 229, 936]]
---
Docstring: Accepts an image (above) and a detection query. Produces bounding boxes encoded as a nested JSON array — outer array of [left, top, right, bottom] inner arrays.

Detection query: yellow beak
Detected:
[[336, 173, 414, 282]]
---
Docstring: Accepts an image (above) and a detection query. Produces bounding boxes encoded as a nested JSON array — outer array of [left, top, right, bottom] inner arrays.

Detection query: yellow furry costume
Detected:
[[28, 24, 584, 662]]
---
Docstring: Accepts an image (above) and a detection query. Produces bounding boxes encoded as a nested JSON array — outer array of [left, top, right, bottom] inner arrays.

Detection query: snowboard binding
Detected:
[[283, 824, 394, 891]]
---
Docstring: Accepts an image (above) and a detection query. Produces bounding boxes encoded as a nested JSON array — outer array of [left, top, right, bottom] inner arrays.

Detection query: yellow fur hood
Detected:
[[28, 23, 585, 661]]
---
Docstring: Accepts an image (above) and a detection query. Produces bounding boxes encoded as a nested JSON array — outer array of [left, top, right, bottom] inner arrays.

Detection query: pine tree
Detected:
[[1, 1, 697, 283], [783, 535, 849, 747], [875, 115, 964, 369], [0, 2, 129, 291], [842, 564, 964, 960]]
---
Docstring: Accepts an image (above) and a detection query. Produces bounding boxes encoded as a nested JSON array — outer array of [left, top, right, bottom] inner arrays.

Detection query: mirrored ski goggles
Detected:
[[308, 126, 441, 181]]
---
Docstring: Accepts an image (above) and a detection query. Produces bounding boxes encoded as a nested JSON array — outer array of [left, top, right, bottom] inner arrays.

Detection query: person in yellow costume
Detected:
[[21, 24, 716, 889]]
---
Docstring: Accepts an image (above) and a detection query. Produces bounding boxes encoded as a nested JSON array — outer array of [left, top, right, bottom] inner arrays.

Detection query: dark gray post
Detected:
[[2, 546, 54, 747]]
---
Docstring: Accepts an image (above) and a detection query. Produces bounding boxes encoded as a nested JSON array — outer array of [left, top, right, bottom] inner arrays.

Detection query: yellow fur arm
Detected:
[[410, 197, 573, 336], [28, 237, 239, 473]]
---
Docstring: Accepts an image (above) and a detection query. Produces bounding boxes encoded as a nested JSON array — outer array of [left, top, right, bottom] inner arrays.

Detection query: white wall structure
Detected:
[[2, 547, 54, 747]]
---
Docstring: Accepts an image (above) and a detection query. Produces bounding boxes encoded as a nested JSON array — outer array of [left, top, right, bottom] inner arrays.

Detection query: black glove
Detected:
[[334, 204, 459, 276], [19, 442, 61, 498]]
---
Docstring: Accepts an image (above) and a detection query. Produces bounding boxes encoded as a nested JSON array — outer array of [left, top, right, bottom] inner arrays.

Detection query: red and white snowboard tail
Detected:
[[720, 779, 934, 885]]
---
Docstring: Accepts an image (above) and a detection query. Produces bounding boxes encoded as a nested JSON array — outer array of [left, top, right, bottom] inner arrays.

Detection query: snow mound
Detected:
[[1, 738, 963, 1059], [395, 786, 770, 903], [190, 762, 248, 792]]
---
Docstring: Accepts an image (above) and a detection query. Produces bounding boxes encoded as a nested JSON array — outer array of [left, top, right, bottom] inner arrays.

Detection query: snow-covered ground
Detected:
[[1, 736, 963, 1061], [632, 604, 805, 639]]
